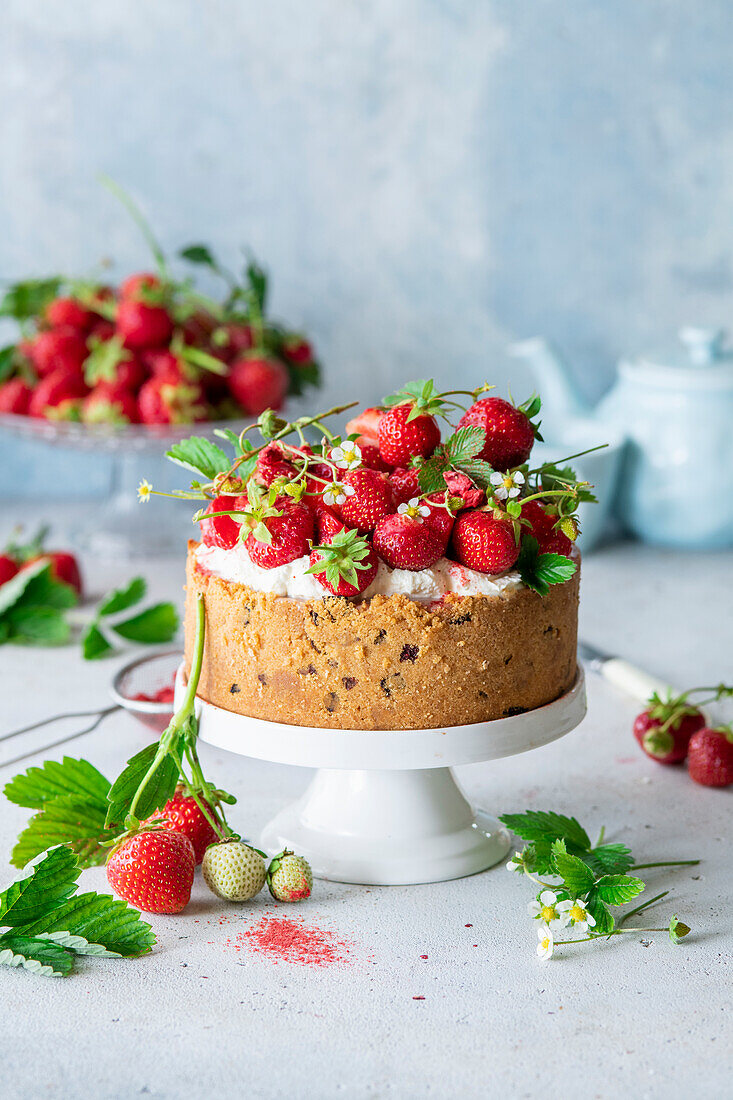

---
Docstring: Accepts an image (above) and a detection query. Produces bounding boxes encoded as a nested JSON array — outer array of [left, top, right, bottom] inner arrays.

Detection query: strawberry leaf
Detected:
[[582, 843, 634, 876], [0, 344, 17, 382], [110, 603, 178, 644], [11, 796, 116, 870], [166, 436, 232, 480], [98, 576, 146, 617], [594, 875, 645, 906], [0, 847, 78, 927], [0, 277, 62, 321], [585, 891, 615, 936], [498, 810, 591, 850], [20, 892, 155, 958], [105, 742, 180, 829], [0, 934, 74, 977], [550, 839, 595, 896], [516, 537, 576, 597], [81, 624, 114, 661], [4, 757, 110, 810], [83, 334, 131, 386], [179, 243, 218, 268]]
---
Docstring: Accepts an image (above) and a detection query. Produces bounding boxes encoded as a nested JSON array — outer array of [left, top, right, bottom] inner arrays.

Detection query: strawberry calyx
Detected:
[[645, 685, 733, 734], [382, 378, 449, 422], [305, 528, 375, 590]]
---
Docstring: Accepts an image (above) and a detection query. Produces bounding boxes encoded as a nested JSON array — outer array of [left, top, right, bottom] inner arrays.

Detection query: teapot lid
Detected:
[[621, 327, 733, 389]]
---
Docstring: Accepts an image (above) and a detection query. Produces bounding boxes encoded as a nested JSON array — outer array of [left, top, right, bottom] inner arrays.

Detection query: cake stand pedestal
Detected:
[[174, 666, 586, 885]]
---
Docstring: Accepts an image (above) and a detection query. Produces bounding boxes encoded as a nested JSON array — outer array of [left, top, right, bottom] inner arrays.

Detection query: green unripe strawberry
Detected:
[[202, 840, 266, 901], [266, 849, 313, 903]]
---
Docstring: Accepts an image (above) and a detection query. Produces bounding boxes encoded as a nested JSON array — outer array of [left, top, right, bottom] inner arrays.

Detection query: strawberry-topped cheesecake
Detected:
[[158, 379, 592, 730]]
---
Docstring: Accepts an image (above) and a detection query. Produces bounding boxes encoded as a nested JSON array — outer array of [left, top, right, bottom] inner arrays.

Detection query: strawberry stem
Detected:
[[98, 174, 169, 281]]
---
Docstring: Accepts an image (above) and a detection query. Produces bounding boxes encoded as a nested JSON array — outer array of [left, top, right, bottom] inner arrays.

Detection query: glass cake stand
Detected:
[[1, 411, 259, 559], [174, 663, 587, 885]]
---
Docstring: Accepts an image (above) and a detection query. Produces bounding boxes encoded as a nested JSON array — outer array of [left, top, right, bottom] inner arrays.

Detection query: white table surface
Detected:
[[1, 511, 731, 1100]]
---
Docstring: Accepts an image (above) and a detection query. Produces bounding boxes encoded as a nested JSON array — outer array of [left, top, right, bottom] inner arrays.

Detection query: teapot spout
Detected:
[[510, 337, 590, 421]]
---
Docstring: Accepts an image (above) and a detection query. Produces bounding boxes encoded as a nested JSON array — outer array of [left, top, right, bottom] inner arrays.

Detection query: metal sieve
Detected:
[[1, 649, 183, 769]]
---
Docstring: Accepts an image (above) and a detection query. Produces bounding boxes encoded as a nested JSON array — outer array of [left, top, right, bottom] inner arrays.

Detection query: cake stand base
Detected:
[[261, 768, 510, 885], [175, 666, 586, 886]]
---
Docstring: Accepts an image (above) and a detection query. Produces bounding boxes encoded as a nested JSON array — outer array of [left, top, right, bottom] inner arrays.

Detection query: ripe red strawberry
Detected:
[[229, 356, 288, 415], [87, 318, 116, 344], [25, 551, 83, 595], [389, 467, 421, 504], [0, 554, 19, 585], [218, 322, 254, 360], [119, 272, 161, 300], [633, 699, 705, 765], [282, 335, 313, 365], [373, 512, 446, 571], [44, 297, 94, 331], [82, 383, 138, 425], [422, 492, 456, 546], [357, 438, 391, 472], [137, 376, 207, 424], [255, 443, 296, 487], [345, 407, 383, 442], [29, 368, 88, 419], [145, 786, 219, 864], [458, 397, 536, 471], [308, 528, 379, 596], [0, 378, 32, 415], [245, 499, 314, 568], [199, 496, 241, 550], [521, 500, 573, 557], [378, 403, 441, 467], [27, 328, 88, 378], [443, 470, 484, 510], [451, 510, 520, 574], [687, 726, 733, 787], [116, 299, 173, 350], [106, 829, 195, 914], [338, 468, 396, 532], [316, 509, 346, 541], [109, 355, 147, 391]]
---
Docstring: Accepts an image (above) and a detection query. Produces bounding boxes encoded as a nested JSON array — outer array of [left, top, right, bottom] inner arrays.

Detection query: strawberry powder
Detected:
[[228, 914, 353, 967]]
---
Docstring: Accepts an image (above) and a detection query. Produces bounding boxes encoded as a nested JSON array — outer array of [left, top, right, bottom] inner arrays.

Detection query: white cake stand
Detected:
[[174, 665, 586, 885]]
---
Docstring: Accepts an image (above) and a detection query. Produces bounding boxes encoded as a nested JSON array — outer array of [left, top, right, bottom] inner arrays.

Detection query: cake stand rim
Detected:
[[176, 664, 586, 770]]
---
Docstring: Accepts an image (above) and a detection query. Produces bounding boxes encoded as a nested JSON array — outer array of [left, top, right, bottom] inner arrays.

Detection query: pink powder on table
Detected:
[[228, 915, 354, 968]]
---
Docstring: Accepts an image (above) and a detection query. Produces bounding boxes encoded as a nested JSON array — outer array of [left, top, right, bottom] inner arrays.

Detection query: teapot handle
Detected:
[[678, 326, 725, 365]]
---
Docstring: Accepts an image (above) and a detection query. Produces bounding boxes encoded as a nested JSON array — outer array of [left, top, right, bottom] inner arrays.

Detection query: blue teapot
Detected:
[[512, 328, 733, 549]]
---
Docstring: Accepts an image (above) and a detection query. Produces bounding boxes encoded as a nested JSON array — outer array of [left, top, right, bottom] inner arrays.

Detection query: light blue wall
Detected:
[[2, 1, 732, 496]]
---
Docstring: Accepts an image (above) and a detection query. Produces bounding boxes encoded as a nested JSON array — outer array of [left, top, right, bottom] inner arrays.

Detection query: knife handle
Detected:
[[599, 658, 675, 703]]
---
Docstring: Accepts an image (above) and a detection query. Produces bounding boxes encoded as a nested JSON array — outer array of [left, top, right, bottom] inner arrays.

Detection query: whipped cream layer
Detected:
[[194, 542, 523, 602]]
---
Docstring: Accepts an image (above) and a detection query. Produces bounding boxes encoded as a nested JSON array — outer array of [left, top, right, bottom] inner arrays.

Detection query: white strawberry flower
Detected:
[[490, 469, 525, 501], [556, 897, 596, 933], [323, 482, 356, 508], [330, 441, 362, 470], [536, 923, 554, 961], [506, 852, 524, 873], [397, 497, 431, 522], [527, 890, 570, 931], [137, 478, 153, 503]]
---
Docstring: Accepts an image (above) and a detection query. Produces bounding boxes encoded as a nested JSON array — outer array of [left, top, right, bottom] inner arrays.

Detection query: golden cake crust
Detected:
[[184, 542, 579, 730]]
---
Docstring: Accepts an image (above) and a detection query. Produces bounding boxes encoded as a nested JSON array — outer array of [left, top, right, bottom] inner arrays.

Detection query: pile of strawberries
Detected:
[[196, 382, 580, 589], [634, 686, 733, 788], [0, 263, 320, 427]]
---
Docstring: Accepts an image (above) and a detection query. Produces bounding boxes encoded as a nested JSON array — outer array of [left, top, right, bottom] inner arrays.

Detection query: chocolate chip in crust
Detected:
[[229, 683, 241, 694], [342, 676, 358, 690], [257, 673, 267, 686], [400, 643, 419, 663], [448, 613, 472, 626], [373, 629, 387, 645], [298, 664, 317, 676], [324, 692, 339, 713]]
